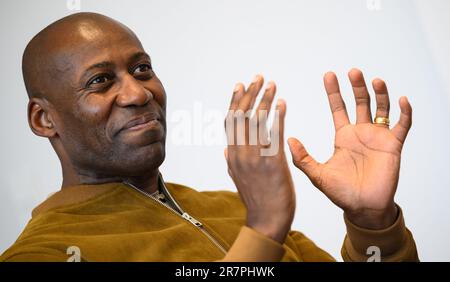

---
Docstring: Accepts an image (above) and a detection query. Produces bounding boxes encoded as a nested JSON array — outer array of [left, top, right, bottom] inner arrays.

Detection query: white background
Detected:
[[0, 0, 449, 261]]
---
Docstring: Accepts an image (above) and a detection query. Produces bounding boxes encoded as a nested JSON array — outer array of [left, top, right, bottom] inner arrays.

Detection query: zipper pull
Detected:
[[182, 212, 203, 227]]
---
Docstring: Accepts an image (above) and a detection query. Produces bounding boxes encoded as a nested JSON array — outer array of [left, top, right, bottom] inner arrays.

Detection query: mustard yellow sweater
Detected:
[[0, 179, 418, 262]]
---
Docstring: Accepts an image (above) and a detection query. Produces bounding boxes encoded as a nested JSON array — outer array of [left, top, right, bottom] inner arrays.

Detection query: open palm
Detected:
[[288, 69, 412, 229]]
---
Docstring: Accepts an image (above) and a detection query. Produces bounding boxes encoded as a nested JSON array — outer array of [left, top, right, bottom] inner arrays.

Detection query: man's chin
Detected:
[[120, 141, 166, 172]]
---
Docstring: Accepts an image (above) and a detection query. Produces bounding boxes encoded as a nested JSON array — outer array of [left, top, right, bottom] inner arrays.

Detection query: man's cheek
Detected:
[[76, 97, 114, 129]]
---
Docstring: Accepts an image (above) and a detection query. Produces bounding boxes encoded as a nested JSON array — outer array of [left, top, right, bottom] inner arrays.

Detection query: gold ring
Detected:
[[374, 116, 390, 126]]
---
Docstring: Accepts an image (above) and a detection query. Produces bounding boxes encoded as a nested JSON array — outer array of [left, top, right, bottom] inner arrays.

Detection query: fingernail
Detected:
[[252, 75, 260, 83], [233, 83, 241, 93], [266, 81, 275, 90]]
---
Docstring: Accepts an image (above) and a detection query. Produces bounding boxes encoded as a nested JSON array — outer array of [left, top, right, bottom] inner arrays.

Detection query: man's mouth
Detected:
[[121, 113, 161, 132]]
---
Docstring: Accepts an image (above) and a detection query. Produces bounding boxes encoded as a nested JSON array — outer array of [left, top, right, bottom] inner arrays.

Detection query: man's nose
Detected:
[[115, 74, 153, 107]]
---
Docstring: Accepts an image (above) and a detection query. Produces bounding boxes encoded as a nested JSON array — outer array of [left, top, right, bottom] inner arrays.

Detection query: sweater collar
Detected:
[[31, 174, 167, 218]]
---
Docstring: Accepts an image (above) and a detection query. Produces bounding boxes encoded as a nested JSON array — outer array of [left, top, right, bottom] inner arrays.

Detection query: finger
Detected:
[[235, 108, 247, 145], [324, 72, 350, 131], [236, 75, 263, 144], [348, 68, 372, 123], [225, 83, 245, 145], [254, 81, 276, 144], [287, 137, 322, 184], [391, 96, 412, 143], [225, 112, 238, 145], [238, 75, 264, 144], [238, 75, 264, 112], [229, 83, 245, 111], [372, 78, 391, 123], [255, 81, 276, 118], [270, 99, 286, 149]]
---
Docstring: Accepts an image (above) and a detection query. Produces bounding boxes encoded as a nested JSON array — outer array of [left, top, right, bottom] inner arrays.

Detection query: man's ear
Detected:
[[28, 98, 57, 138]]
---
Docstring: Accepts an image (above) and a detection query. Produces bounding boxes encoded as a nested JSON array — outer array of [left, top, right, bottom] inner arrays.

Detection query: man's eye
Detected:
[[88, 75, 109, 86], [133, 64, 152, 74]]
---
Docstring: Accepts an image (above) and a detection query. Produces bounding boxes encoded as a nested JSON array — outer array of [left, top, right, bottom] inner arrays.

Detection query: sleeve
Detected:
[[341, 205, 419, 262], [286, 230, 336, 262], [217, 226, 286, 262]]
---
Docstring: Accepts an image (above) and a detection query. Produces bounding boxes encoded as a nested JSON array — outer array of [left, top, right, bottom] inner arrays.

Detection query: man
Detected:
[[0, 12, 417, 261]]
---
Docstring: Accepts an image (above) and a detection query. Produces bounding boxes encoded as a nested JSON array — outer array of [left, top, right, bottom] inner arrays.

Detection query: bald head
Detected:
[[22, 12, 139, 99]]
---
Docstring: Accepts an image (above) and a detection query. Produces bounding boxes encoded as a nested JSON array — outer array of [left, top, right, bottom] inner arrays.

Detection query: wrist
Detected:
[[345, 203, 399, 230], [246, 215, 290, 244]]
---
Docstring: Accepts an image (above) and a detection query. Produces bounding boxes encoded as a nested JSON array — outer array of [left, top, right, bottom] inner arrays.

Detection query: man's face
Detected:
[[47, 21, 167, 178]]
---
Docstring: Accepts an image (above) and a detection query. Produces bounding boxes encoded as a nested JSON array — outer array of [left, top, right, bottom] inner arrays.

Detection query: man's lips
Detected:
[[120, 113, 161, 133]]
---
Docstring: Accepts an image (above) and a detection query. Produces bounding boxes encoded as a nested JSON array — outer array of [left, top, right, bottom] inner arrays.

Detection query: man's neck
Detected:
[[61, 168, 160, 195], [122, 171, 160, 194]]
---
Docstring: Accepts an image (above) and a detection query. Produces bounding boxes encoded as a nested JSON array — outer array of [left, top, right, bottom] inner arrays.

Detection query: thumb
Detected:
[[287, 137, 322, 182]]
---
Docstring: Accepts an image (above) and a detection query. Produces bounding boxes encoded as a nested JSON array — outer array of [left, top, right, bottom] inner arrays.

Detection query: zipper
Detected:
[[123, 178, 227, 255]]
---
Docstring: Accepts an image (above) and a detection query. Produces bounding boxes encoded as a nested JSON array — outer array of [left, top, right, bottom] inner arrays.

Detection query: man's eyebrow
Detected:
[[129, 51, 151, 63], [78, 61, 115, 85], [83, 61, 115, 74]]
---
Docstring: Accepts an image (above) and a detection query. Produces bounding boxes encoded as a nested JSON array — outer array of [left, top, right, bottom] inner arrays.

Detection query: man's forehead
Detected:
[[46, 22, 146, 76], [76, 21, 105, 42], [61, 33, 146, 70]]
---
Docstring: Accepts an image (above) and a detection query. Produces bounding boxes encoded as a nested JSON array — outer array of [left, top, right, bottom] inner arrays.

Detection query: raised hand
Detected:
[[288, 69, 412, 229], [224, 75, 295, 243]]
